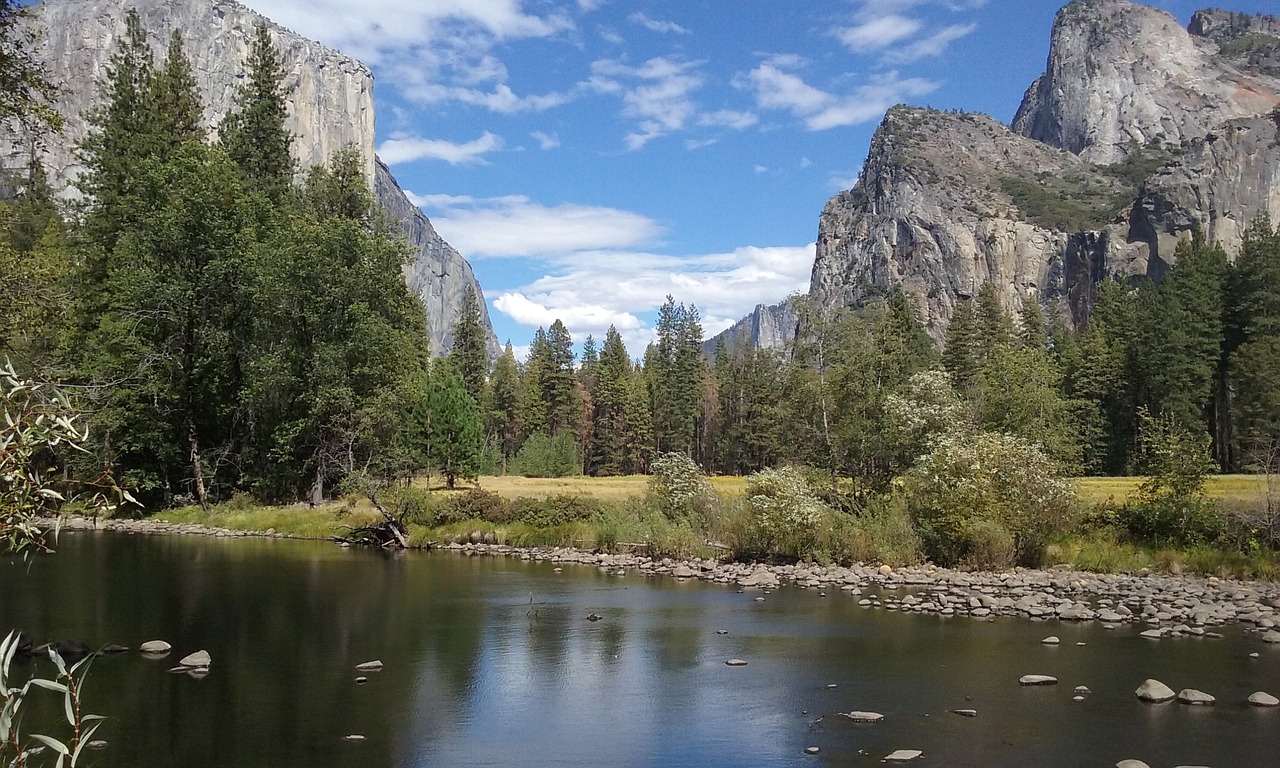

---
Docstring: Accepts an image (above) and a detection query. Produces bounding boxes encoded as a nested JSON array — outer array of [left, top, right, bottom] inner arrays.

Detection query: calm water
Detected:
[[2, 532, 1278, 767]]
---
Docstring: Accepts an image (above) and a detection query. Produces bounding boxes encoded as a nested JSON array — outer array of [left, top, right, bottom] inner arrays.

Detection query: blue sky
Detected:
[[237, 0, 1278, 357]]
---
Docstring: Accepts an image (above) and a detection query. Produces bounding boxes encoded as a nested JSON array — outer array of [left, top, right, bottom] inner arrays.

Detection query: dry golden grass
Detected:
[[1074, 475, 1271, 506], [443, 474, 748, 500]]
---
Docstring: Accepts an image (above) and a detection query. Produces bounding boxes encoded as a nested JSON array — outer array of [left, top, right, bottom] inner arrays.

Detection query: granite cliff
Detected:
[[806, 0, 1280, 341], [703, 302, 798, 357], [7, 0, 497, 357]]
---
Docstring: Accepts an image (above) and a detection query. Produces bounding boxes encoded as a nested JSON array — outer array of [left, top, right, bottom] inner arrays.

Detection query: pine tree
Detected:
[[543, 319, 577, 435], [149, 31, 203, 149], [648, 295, 705, 455], [1229, 219, 1280, 469], [975, 282, 1014, 351], [449, 284, 488, 404], [589, 326, 635, 475], [484, 342, 522, 473], [1019, 298, 1047, 350], [942, 298, 980, 389], [220, 22, 293, 202], [425, 360, 483, 489], [0, 0, 62, 142]]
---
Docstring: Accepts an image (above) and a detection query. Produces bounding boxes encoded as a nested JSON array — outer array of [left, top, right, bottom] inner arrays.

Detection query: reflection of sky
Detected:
[[402, 579, 801, 767]]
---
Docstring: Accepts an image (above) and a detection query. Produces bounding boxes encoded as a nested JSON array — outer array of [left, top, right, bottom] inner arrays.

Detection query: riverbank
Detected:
[[54, 515, 1280, 637]]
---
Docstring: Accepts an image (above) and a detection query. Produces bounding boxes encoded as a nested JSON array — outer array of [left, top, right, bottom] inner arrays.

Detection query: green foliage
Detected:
[[0, 0, 63, 142], [998, 169, 1130, 232], [1, 360, 132, 554], [885, 369, 968, 458], [423, 361, 483, 489], [647, 296, 704, 455], [905, 430, 1076, 568], [744, 465, 831, 559], [483, 343, 522, 473], [510, 431, 580, 478], [1117, 408, 1224, 547], [1, 631, 105, 768], [511, 494, 604, 528], [449, 285, 488, 404], [648, 451, 712, 521], [219, 23, 293, 202]]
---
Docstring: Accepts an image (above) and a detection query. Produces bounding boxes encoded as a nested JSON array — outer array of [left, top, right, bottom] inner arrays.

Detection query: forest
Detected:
[[3, 9, 1280, 567]]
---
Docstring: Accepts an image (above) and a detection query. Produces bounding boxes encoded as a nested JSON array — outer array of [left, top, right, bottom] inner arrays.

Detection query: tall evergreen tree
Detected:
[[1229, 219, 1280, 470], [449, 284, 487, 404], [424, 360, 482, 489], [220, 22, 293, 202], [942, 298, 980, 389], [647, 295, 705, 455], [149, 31, 203, 149], [484, 342, 522, 473], [0, 0, 62, 143]]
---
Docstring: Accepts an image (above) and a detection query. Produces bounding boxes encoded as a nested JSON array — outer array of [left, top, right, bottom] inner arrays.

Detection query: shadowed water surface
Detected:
[[2, 532, 1277, 767]]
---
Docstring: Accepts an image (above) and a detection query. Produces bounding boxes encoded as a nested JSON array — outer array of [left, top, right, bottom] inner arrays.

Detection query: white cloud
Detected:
[[402, 82, 572, 112], [886, 23, 976, 61], [590, 57, 706, 149], [743, 58, 937, 130], [627, 11, 691, 35], [414, 194, 664, 258], [377, 132, 503, 165], [835, 14, 922, 51], [598, 26, 625, 45], [531, 130, 561, 149], [697, 109, 759, 130], [753, 164, 768, 174], [491, 244, 815, 354]]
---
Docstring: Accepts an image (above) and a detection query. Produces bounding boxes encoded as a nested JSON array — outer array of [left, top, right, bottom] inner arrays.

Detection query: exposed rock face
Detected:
[[811, 1, 1280, 341], [15, 0, 375, 191], [1012, 0, 1280, 164], [704, 301, 798, 356], [9, 0, 496, 356], [375, 159, 499, 357], [810, 107, 1135, 336]]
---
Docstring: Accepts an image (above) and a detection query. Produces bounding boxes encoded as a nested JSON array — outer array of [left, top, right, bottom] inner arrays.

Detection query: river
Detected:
[[2, 531, 1277, 767]]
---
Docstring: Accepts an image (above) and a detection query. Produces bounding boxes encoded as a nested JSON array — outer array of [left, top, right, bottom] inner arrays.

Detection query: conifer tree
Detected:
[[484, 342, 522, 473], [149, 31, 203, 149], [220, 22, 293, 202], [449, 284, 488, 404], [1229, 219, 1280, 469], [942, 298, 980, 389], [425, 360, 483, 489]]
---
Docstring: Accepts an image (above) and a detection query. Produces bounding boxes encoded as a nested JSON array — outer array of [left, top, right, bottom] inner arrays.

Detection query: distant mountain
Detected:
[[3, 0, 498, 357], [727, 0, 1280, 345], [703, 301, 798, 357]]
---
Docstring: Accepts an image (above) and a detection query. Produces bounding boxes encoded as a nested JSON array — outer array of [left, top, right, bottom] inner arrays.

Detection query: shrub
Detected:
[[512, 494, 603, 528], [439, 488, 511, 525], [745, 466, 831, 559], [904, 430, 1076, 567], [1119, 409, 1224, 547], [510, 432, 580, 478], [649, 452, 714, 521]]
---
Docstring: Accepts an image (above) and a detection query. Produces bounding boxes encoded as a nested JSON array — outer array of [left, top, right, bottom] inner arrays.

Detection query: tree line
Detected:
[[3, 7, 1279, 517], [1, 12, 477, 509]]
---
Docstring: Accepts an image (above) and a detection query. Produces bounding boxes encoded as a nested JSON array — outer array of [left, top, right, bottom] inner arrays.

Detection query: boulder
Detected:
[[1041, 636, 1060, 645], [355, 660, 383, 671], [1247, 691, 1279, 707], [884, 750, 923, 761], [672, 564, 695, 578], [1115, 761, 1150, 768], [1135, 679, 1176, 703]]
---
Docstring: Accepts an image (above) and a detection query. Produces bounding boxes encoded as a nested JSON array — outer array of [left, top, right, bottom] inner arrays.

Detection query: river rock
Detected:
[[950, 709, 977, 717], [844, 711, 885, 722], [1262, 630, 1280, 643], [1019, 675, 1058, 686], [355, 660, 383, 671], [1136, 679, 1176, 703], [884, 749, 923, 761], [1177, 688, 1215, 705], [342, 735, 365, 743], [672, 564, 695, 578], [178, 650, 210, 668], [100, 644, 130, 654], [86, 740, 108, 750], [1041, 636, 1060, 645], [1247, 691, 1279, 707], [1115, 761, 1150, 768], [804, 746, 820, 754], [725, 658, 748, 666]]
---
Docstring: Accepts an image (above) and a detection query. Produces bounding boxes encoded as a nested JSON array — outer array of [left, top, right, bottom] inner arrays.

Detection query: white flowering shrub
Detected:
[[649, 452, 713, 521], [904, 430, 1076, 568], [885, 369, 968, 459], [746, 465, 832, 559]]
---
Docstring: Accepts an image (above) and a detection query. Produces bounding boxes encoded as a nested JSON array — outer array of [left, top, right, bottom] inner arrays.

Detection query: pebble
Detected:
[[1247, 691, 1279, 707], [725, 658, 748, 666], [1019, 675, 1058, 686], [86, 740, 108, 750], [355, 676, 368, 684], [355, 660, 383, 671], [804, 746, 820, 755], [139, 640, 171, 654], [1177, 689, 1215, 706], [1041, 636, 1060, 645], [177, 650, 211, 668], [342, 735, 365, 743], [1115, 761, 1150, 768], [844, 711, 885, 722], [949, 709, 977, 717]]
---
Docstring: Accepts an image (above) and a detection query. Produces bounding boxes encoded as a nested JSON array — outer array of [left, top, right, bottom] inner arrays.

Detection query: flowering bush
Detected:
[[885, 369, 969, 460], [905, 430, 1075, 568], [648, 452, 712, 521], [745, 465, 832, 559]]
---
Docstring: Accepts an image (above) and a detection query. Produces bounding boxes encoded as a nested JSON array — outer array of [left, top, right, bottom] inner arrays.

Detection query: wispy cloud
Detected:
[[412, 194, 664, 258], [832, 0, 979, 61], [886, 23, 976, 62], [589, 57, 706, 149], [627, 11, 691, 35], [531, 130, 561, 149], [377, 131, 503, 164], [836, 14, 922, 51], [741, 57, 936, 130]]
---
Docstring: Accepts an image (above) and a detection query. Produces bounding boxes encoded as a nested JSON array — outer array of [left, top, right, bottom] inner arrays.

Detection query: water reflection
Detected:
[[2, 534, 1278, 767]]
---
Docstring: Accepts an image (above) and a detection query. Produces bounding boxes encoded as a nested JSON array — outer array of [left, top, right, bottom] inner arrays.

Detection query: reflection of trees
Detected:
[[0, 535, 489, 768]]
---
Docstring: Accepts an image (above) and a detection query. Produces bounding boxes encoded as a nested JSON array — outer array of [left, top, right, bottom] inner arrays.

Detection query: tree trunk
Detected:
[[187, 415, 209, 512]]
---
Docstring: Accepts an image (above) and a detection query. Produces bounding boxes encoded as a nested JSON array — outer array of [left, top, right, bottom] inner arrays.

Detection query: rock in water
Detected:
[[1247, 691, 1279, 707], [1041, 636, 1060, 645], [804, 746, 820, 755], [950, 709, 978, 717], [342, 735, 365, 743], [178, 650, 211, 668], [884, 750, 923, 761], [843, 711, 885, 722], [725, 659, 748, 667], [1177, 689, 1215, 705], [1115, 761, 1151, 768], [355, 660, 383, 671], [672, 564, 695, 578], [1135, 679, 1176, 703], [1019, 675, 1058, 686]]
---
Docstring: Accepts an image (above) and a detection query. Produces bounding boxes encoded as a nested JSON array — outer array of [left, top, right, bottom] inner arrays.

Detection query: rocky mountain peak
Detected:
[[1189, 7, 1280, 77], [1012, 0, 1280, 164]]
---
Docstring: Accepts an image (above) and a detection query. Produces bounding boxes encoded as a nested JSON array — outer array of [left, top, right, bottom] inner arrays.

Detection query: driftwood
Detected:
[[337, 490, 409, 548]]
